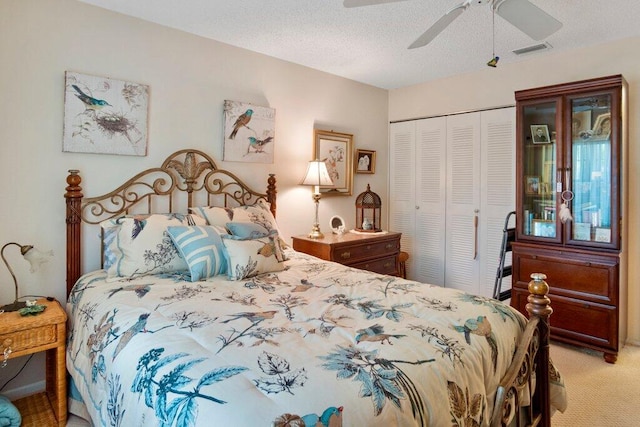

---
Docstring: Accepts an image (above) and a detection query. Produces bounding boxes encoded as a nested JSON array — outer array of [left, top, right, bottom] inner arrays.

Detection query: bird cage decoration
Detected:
[[355, 184, 382, 232]]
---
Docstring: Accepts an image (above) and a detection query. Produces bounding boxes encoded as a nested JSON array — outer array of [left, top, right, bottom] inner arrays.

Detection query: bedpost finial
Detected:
[[66, 169, 83, 198], [526, 273, 552, 317]]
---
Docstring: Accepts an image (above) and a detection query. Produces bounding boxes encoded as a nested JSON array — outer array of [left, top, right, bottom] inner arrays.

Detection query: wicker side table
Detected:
[[0, 299, 67, 427]]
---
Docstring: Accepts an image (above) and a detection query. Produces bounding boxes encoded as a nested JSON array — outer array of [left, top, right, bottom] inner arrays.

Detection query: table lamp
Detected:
[[300, 159, 334, 239], [1, 243, 53, 312]]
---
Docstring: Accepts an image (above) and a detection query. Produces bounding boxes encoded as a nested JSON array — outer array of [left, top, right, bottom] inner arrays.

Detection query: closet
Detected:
[[389, 107, 515, 297]]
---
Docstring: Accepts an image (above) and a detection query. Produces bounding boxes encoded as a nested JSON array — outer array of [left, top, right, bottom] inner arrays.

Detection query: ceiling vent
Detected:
[[513, 42, 552, 56]]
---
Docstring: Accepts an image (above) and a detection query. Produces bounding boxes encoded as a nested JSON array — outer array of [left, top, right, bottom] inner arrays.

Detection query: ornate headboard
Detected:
[[64, 149, 277, 296]]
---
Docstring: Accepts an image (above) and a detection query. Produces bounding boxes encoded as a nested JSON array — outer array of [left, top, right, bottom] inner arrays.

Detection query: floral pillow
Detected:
[[102, 213, 206, 281], [191, 199, 280, 235], [167, 225, 228, 281], [221, 230, 285, 280], [226, 222, 269, 239]]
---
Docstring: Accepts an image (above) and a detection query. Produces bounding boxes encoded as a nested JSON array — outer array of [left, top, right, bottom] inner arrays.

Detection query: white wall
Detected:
[[390, 36, 640, 345], [0, 0, 388, 395]]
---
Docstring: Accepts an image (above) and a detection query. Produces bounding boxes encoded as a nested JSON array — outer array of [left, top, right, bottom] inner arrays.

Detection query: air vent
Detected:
[[512, 42, 552, 56]]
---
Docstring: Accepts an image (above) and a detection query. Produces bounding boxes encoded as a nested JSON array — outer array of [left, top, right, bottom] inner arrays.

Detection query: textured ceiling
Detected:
[[78, 0, 640, 89]]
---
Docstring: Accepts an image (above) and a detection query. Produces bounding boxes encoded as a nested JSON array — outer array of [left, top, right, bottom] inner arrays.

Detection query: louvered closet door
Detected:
[[413, 117, 446, 284], [479, 108, 515, 297], [445, 113, 481, 294], [389, 121, 416, 277]]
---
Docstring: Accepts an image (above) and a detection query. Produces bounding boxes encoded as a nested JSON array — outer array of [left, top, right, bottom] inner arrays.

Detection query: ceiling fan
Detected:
[[344, 0, 562, 49]]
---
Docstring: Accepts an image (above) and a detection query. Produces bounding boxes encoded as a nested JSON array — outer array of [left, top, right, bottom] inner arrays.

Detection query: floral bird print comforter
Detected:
[[66, 249, 567, 426]]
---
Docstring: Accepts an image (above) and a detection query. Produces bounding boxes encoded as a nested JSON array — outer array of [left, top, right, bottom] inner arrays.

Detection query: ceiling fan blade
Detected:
[[344, 0, 409, 8], [408, 2, 469, 49], [495, 0, 562, 40]]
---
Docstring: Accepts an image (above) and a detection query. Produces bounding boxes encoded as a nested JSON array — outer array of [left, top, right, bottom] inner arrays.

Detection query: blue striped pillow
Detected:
[[167, 225, 228, 281]]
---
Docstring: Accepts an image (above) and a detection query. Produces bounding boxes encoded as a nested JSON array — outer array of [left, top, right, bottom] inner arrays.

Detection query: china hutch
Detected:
[[510, 75, 628, 363]]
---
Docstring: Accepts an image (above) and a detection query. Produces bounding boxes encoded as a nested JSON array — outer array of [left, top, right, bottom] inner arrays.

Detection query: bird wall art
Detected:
[[223, 100, 275, 164], [63, 71, 149, 156]]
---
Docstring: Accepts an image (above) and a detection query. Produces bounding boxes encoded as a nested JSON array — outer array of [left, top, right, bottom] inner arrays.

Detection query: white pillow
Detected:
[[103, 214, 206, 281], [221, 230, 285, 280]]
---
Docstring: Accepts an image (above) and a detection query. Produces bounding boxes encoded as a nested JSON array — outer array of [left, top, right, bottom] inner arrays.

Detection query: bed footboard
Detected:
[[491, 273, 552, 427]]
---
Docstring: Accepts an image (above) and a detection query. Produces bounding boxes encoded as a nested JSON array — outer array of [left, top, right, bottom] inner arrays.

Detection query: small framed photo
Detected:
[[592, 113, 611, 139], [532, 220, 556, 238], [572, 111, 591, 139], [525, 175, 540, 195], [595, 227, 611, 243], [355, 149, 376, 174], [531, 125, 550, 144], [573, 223, 591, 241]]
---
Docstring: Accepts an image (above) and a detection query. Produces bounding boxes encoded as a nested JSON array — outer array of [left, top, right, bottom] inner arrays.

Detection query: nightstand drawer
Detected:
[[332, 240, 398, 263], [1, 324, 58, 355], [351, 255, 398, 276]]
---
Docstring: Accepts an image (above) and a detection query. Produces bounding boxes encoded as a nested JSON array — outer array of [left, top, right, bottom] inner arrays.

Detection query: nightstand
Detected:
[[292, 231, 402, 276], [0, 299, 67, 427]]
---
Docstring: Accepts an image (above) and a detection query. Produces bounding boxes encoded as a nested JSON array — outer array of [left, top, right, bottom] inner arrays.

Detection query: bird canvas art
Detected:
[[63, 71, 149, 156], [223, 100, 275, 163]]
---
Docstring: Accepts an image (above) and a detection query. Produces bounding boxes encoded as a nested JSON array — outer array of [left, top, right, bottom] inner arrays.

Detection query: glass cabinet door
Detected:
[[568, 94, 613, 245], [520, 100, 559, 241]]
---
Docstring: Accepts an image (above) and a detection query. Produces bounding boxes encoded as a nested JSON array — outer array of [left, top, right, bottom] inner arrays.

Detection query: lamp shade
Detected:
[[300, 160, 334, 188]]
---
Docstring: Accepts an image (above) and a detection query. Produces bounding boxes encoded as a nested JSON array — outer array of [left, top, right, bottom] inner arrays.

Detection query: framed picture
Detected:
[[532, 220, 556, 238], [592, 113, 611, 139], [355, 149, 376, 174], [573, 223, 591, 241], [63, 71, 149, 156], [530, 124, 550, 144], [572, 111, 591, 139], [314, 129, 353, 196], [223, 100, 276, 163], [525, 175, 540, 195]]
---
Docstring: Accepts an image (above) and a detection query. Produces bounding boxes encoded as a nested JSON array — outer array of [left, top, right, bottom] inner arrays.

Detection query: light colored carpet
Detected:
[[550, 342, 640, 426], [66, 342, 640, 426]]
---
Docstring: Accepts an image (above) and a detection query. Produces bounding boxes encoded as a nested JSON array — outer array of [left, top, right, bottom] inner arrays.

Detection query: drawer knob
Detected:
[[366, 245, 371, 251], [384, 262, 392, 268], [385, 244, 393, 250], [340, 251, 351, 259]]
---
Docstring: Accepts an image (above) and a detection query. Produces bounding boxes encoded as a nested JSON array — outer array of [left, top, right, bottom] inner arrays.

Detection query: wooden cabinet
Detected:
[[511, 75, 628, 363], [389, 108, 515, 296], [292, 232, 401, 276], [0, 299, 67, 426]]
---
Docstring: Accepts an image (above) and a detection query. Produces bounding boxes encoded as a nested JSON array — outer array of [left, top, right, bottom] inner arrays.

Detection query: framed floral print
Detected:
[[313, 129, 353, 196]]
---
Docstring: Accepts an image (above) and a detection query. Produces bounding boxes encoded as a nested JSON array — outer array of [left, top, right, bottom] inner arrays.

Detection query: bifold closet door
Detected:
[[445, 113, 482, 294], [389, 117, 446, 285], [478, 107, 515, 297]]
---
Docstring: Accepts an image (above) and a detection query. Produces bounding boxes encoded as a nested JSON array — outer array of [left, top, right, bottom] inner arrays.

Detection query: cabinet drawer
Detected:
[[513, 247, 618, 304], [350, 255, 398, 276], [332, 240, 398, 263], [512, 288, 617, 351], [1, 324, 58, 356]]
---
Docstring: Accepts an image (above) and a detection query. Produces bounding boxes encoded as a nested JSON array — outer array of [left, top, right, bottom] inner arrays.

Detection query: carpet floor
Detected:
[[550, 342, 640, 426]]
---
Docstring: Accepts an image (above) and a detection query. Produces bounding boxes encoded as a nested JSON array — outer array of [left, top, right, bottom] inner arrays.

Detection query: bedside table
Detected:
[[292, 231, 402, 276], [0, 299, 67, 427]]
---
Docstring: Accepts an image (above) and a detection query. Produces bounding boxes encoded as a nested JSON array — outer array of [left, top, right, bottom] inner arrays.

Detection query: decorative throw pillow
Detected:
[[191, 199, 280, 234], [167, 225, 228, 281], [221, 230, 285, 280], [226, 222, 269, 239], [103, 213, 206, 281]]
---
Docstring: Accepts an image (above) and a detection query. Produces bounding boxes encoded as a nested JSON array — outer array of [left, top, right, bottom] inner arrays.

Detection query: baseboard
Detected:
[[1, 380, 45, 401]]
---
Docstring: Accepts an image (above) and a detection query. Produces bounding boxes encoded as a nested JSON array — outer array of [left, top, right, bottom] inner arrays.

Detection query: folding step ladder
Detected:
[[492, 211, 516, 301]]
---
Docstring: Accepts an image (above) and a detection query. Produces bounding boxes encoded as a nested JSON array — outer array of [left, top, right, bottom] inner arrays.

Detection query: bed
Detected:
[[64, 149, 566, 426]]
